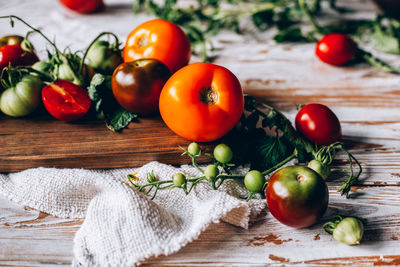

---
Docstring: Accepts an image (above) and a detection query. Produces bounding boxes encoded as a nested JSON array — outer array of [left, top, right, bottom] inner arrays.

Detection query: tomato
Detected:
[[307, 159, 330, 180], [0, 44, 38, 70], [187, 142, 201, 156], [266, 166, 329, 228], [159, 63, 244, 142], [244, 170, 265, 193], [0, 74, 42, 117], [123, 19, 191, 73], [172, 173, 186, 187], [213, 144, 233, 164], [295, 103, 342, 145], [0, 35, 24, 48], [112, 59, 171, 115], [86, 40, 122, 75], [315, 33, 357, 66], [59, 0, 104, 13], [42, 80, 91, 121], [204, 164, 219, 182]]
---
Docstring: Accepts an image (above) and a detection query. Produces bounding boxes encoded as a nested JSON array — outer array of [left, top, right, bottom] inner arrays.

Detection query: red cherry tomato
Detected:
[[0, 44, 38, 70], [42, 80, 91, 121], [123, 19, 191, 73], [266, 166, 329, 228], [159, 63, 244, 142], [59, 0, 104, 14], [315, 33, 357, 66], [295, 103, 342, 145]]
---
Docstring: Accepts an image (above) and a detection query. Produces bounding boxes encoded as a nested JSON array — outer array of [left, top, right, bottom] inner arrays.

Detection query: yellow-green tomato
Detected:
[[244, 170, 265, 192], [0, 75, 42, 117], [307, 159, 330, 180], [204, 164, 219, 182], [172, 173, 186, 187], [333, 217, 364, 245], [86, 40, 122, 75], [213, 144, 233, 163]]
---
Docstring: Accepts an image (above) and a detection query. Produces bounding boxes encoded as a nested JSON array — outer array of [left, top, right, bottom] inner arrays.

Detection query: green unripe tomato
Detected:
[[204, 164, 219, 182], [332, 217, 364, 245], [172, 173, 186, 187], [188, 142, 200, 156], [244, 170, 266, 192], [0, 75, 42, 117], [86, 40, 122, 75], [32, 61, 52, 74], [307, 159, 330, 180], [213, 144, 233, 164]]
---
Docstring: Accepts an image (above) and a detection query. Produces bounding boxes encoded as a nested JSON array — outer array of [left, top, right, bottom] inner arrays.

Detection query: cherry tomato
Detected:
[[0, 44, 38, 70], [123, 19, 191, 73], [315, 33, 357, 66], [295, 103, 342, 145], [204, 164, 219, 182], [244, 170, 265, 193], [188, 142, 201, 156], [59, 0, 104, 13], [266, 166, 329, 228], [213, 144, 233, 164], [172, 173, 186, 187], [159, 63, 244, 142], [112, 59, 171, 115], [0, 35, 24, 47], [42, 80, 91, 121]]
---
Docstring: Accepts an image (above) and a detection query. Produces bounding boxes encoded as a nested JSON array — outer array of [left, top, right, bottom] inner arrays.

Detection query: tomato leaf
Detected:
[[88, 74, 137, 131]]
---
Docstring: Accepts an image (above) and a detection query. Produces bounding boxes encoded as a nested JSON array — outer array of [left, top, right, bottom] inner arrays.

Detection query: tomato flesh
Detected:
[[315, 33, 357, 66], [42, 80, 91, 121], [295, 103, 342, 145]]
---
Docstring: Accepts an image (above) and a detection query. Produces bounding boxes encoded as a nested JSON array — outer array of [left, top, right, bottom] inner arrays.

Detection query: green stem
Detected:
[[192, 156, 204, 174], [298, 0, 323, 34], [262, 149, 298, 176], [0, 15, 62, 56], [79, 31, 120, 73]]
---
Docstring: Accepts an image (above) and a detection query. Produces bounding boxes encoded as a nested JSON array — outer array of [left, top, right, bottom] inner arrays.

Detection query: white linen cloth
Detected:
[[0, 161, 266, 266]]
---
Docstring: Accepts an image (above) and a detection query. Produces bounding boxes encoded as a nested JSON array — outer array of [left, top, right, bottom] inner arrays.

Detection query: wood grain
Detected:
[[1, 186, 400, 266], [0, 114, 213, 173]]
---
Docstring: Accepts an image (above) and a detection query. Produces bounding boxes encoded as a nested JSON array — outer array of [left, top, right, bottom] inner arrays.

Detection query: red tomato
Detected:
[[111, 59, 171, 115], [123, 19, 191, 73], [42, 80, 91, 121], [266, 166, 329, 228], [159, 63, 244, 142], [315, 33, 357, 66], [0, 44, 38, 70], [295, 103, 342, 145], [59, 0, 104, 13]]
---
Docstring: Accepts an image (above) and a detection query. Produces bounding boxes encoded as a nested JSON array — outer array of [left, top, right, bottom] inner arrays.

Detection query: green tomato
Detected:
[[86, 40, 122, 75], [213, 143, 233, 164], [244, 170, 265, 192], [0, 75, 42, 117], [188, 142, 200, 156], [307, 159, 330, 180], [172, 173, 186, 187], [32, 61, 52, 74], [204, 164, 219, 182], [332, 217, 364, 245]]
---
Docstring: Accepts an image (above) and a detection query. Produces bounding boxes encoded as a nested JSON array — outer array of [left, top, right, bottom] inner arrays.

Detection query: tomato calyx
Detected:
[[199, 86, 218, 105]]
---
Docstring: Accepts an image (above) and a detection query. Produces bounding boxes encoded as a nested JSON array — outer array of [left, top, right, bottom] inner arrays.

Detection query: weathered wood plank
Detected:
[[1, 186, 399, 265]]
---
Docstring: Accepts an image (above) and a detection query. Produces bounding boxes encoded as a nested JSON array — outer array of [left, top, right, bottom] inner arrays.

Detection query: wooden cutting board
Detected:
[[0, 113, 213, 173]]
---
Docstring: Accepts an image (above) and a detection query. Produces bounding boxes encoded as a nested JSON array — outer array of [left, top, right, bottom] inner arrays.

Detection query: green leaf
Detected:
[[88, 73, 137, 131], [105, 107, 138, 132], [250, 135, 292, 171], [273, 27, 310, 43], [370, 18, 400, 54]]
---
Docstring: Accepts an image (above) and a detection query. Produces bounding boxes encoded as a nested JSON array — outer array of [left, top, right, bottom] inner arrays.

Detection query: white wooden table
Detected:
[[1, 0, 400, 265]]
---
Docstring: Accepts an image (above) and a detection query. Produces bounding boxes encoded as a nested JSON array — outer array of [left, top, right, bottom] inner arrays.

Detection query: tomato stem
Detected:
[[79, 32, 121, 74], [261, 149, 297, 177]]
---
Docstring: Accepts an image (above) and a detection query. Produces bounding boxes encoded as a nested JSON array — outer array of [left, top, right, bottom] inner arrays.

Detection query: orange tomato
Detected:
[[123, 19, 191, 74], [159, 63, 244, 142]]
